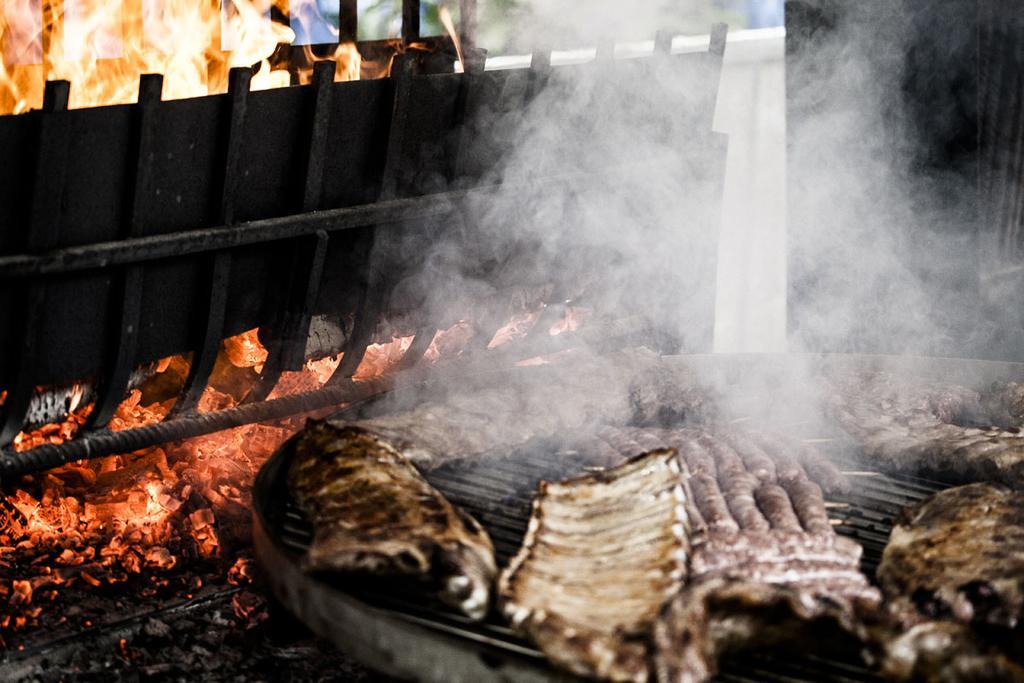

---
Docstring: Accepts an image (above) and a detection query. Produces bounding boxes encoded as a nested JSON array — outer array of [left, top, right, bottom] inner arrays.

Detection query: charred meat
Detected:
[[649, 432, 879, 683], [881, 621, 1024, 682], [829, 371, 1024, 486], [654, 578, 881, 683], [498, 448, 691, 682], [878, 483, 1024, 632], [346, 349, 710, 469], [287, 422, 497, 620]]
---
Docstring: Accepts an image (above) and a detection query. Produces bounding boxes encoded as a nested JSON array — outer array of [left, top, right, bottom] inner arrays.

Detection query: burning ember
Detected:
[[0, 326, 461, 647], [0, 306, 587, 648]]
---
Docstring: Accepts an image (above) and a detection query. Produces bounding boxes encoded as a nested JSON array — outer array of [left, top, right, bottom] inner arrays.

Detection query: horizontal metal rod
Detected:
[[0, 377, 391, 480], [0, 159, 674, 279], [0, 190, 464, 278], [0, 316, 643, 478]]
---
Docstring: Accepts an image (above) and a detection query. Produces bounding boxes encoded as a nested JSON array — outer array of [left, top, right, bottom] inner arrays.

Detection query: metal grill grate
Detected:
[[259, 439, 950, 683]]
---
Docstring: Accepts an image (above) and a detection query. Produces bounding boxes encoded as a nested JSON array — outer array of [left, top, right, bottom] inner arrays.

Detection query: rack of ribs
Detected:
[[287, 422, 497, 620]]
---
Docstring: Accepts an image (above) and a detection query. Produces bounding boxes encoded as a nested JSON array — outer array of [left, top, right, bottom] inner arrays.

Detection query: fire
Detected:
[[0, 0, 361, 114], [438, 5, 462, 71], [0, 311, 581, 643], [0, 325, 474, 644]]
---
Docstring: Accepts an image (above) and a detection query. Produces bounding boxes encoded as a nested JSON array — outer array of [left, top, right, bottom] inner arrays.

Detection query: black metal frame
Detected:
[[0, 23, 729, 478]]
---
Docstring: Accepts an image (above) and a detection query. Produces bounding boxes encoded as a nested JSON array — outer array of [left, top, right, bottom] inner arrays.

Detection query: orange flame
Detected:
[[438, 5, 462, 72], [0, 0, 363, 114]]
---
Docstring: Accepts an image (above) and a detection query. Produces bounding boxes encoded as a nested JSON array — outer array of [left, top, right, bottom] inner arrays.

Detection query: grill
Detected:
[[251, 357, 962, 683], [0, 21, 728, 480]]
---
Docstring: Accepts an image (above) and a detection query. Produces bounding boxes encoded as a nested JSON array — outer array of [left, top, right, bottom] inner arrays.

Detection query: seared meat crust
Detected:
[[345, 350, 710, 469], [498, 449, 691, 682], [646, 432, 878, 683], [287, 422, 497, 620], [879, 483, 1024, 631], [654, 579, 880, 683], [881, 621, 1024, 682], [829, 371, 1024, 486]]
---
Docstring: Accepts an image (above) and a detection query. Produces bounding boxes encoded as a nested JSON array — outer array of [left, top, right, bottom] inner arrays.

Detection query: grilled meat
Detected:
[[345, 349, 710, 469], [580, 426, 848, 495], [881, 621, 1024, 682], [498, 448, 691, 682], [654, 579, 880, 683], [878, 483, 1024, 631], [287, 422, 497, 620], [650, 437, 879, 683], [829, 371, 1024, 486], [982, 379, 1024, 427]]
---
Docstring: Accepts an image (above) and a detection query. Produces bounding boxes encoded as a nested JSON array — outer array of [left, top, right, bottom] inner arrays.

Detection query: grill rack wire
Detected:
[[257, 434, 950, 683]]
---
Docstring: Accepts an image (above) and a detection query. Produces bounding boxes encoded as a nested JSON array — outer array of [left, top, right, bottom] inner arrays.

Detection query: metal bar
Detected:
[[302, 60, 336, 211], [247, 230, 329, 402], [654, 30, 674, 55], [87, 74, 163, 429], [458, 0, 477, 53], [0, 376, 390, 479], [709, 22, 729, 57], [0, 161, 673, 280], [526, 48, 552, 100], [248, 61, 337, 402], [339, 0, 358, 42], [395, 327, 436, 370], [396, 53, 484, 371], [0, 80, 71, 447], [170, 67, 250, 416], [402, 0, 420, 41], [329, 54, 418, 383]]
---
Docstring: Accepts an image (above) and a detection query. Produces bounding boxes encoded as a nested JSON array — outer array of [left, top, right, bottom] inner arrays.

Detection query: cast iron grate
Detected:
[[258, 437, 949, 683]]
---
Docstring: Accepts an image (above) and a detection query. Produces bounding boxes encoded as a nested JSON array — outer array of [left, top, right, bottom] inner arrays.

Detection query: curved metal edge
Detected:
[[666, 352, 1024, 390], [251, 444, 575, 683]]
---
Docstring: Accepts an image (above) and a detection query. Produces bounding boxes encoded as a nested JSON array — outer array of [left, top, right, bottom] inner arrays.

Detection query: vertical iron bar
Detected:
[[526, 48, 551, 101], [458, 0, 477, 54], [170, 67, 250, 416], [402, 0, 420, 41], [248, 61, 336, 401], [86, 74, 164, 429], [654, 30, 674, 55], [399, 54, 487, 370], [0, 81, 71, 447], [327, 54, 416, 384], [468, 49, 552, 353], [339, 0, 358, 42], [709, 22, 728, 58]]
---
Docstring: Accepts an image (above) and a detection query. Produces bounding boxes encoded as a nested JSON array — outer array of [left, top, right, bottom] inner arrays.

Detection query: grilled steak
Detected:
[[287, 422, 497, 620], [878, 483, 1024, 631], [829, 371, 1024, 486], [498, 448, 691, 682]]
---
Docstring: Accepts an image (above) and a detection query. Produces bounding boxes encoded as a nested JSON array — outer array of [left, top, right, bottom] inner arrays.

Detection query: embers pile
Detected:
[[0, 327, 441, 648]]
